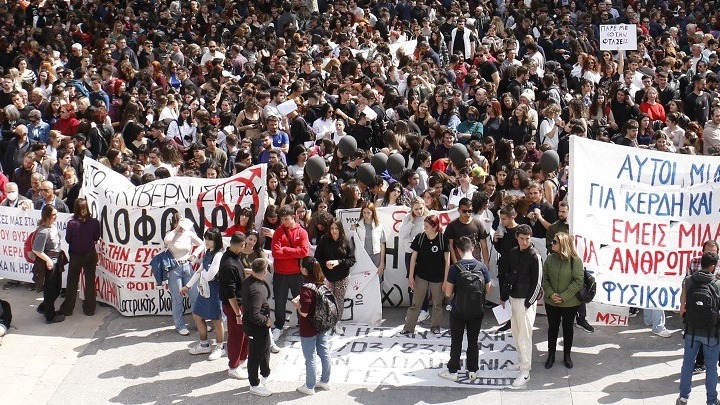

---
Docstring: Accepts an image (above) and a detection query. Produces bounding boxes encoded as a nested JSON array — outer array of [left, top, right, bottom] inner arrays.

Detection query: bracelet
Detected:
[[236, 314, 242, 317]]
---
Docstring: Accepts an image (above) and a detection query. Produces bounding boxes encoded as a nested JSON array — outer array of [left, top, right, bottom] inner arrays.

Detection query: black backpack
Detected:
[[453, 261, 486, 318], [303, 283, 339, 333], [575, 261, 597, 304], [685, 277, 720, 337], [0, 299, 11, 330]]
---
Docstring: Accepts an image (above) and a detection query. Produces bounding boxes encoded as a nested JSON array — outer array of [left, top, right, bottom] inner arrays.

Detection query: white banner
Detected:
[[599, 24, 637, 51], [77, 159, 268, 316], [273, 325, 518, 388], [569, 136, 710, 310], [587, 302, 630, 327], [0, 207, 71, 284]]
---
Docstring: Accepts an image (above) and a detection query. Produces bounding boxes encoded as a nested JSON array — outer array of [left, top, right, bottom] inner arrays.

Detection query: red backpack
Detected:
[[23, 230, 37, 263]]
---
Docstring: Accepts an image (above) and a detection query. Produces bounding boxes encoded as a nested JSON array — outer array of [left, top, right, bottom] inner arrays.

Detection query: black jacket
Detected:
[[218, 249, 244, 306], [241, 276, 271, 334], [314, 235, 356, 282], [502, 244, 542, 308]]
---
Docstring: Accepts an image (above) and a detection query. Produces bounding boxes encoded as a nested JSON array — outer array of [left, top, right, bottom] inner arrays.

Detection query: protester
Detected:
[[293, 257, 332, 395], [182, 228, 226, 361], [445, 197, 490, 269], [439, 236, 491, 382], [501, 224, 542, 388], [401, 214, 449, 336], [32, 204, 67, 324], [61, 198, 100, 316], [398, 197, 431, 322], [218, 232, 249, 380], [353, 202, 387, 278], [241, 258, 273, 397], [542, 232, 584, 369], [164, 215, 204, 335]]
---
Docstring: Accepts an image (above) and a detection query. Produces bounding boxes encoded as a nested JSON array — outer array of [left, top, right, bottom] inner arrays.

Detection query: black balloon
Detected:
[[357, 163, 376, 186], [306, 155, 327, 181], [371, 152, 388, 173], [449, 143, 469, 168], [540, 150, 560, 173], [387, 153, 405, 175], [337, 136, 358, 157]]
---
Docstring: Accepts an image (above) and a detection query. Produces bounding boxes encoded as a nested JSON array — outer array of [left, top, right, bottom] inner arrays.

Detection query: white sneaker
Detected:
[[188, 343, 211, 355], [511, 372, 530, 388], [296, 385, 315, 395], [178, 328, 190, 336], [315, 382, 331, 391], [228, 368, 248, 379], [505, 363, 520, 372], [418, 310, 430, 323], [439, 370, 458, 381], [468, 372, 477, 382], [208, 345, 226, 360], [334, 324, 344, 335], [270, 344, 281, 353], [249, 385, 272, 397], [271, 328, 283, 341], [654, 328, 672, 338]]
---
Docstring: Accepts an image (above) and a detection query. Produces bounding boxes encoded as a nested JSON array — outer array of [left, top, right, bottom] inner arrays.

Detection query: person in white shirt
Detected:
[[448, 167, 478, 209], [200, 41, 226, 65], [144, 148, 176, 176]]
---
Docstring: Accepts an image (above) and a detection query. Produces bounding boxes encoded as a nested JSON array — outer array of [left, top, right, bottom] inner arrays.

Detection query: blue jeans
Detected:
[[679, 334, 720, 404], [168, 263, 198, 331], [643, 309, 665, 332], [300, 332, 331, 389]]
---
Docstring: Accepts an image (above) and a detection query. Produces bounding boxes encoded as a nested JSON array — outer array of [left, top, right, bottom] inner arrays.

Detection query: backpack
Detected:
[[0, 299, 11, 330], [684, 277, 720, 337], [23, 230, 38, 263], [453, 261, 486, 318], [575, 263, 597, 304], [303, 283, 339, 333]]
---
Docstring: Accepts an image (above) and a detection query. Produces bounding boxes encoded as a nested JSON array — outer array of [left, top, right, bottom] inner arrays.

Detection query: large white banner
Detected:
[[569, 136, 713, 310], [78, 159, 268, 316]]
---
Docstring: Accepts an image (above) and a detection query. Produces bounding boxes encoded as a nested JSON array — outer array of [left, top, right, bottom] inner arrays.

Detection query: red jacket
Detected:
[[271, 223, 310, 275]]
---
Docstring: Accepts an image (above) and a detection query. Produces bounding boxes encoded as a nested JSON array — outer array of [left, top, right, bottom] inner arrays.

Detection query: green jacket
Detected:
[[542, 254, 584, 307]]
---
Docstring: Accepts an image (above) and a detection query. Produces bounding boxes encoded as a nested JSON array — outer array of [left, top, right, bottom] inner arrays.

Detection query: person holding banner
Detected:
[[164, 215, 204, 336], [181, 228, 226, 361], [542, 232, 584, 369], [314, 220, 355, 335], [399, 198, 430, 322]]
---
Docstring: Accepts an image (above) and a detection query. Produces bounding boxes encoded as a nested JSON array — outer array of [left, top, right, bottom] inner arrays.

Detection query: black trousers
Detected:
[[546, 303, 579, 354], [42, 262, 63, 321], [60, 251, 98, 316], [447, 311, 483, 373], [246, 328, 271, 387], [272, 273, 303, 330]]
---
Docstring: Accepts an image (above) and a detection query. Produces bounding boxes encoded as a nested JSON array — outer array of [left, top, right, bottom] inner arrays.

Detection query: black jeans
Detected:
[[448, 311, 484, 373], [246, 328, 271, 387], [546, 303, 579, 354], [61, 251, 98, 316], [272, 273, 303, 330], [42, 262, 63, 321]]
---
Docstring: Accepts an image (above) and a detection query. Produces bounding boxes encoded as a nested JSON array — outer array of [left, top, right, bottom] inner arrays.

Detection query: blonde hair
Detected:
[[553, 232, 579, 261], [410, 197, 429, 218]]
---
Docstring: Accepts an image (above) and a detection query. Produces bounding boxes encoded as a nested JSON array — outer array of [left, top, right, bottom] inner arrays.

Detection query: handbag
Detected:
[[198, 275, 211, 299]]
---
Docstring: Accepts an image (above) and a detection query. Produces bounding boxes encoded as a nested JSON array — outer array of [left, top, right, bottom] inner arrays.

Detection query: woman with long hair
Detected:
[[225, 207, 255, 237], [636, 114, 654, 146], [399, 197, 431, 320], [506, 104, 535, 147], [409, 100, 437, 136], [339, 183, 363, 210], [379, 182, 410, 207], [314, 220, 356, 334], [292, 257, 332, 395], [353, 202, 386, 277], [537, 104, 563, 151], [400, 214, 449, 336], [33, 205, 65, 323], [491, 139, 517, 176], [542, 232, 584, 369], [639, 87, 666, 123], [261, 205, 280, 250], [505, 168, 530, 197], [500, 93, 518, 120], [54, 103, 80, 137], [235, 98, 264, 141], [164, 214, 205, 335], [181, 228, 227, 360], [60, 200, 98, 320], [239, 229, 267, 278]]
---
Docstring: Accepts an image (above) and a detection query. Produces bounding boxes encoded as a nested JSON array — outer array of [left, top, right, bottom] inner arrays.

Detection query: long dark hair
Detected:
[[204, 227, 223, 254], [301, 256, 325, 284], [244, 229, 264, 256], [73, 198, 91, 222], [40, 204, 57, 227]]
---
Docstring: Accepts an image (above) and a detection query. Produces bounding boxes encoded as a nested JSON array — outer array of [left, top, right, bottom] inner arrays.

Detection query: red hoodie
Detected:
[[271, 223, 310, 275]]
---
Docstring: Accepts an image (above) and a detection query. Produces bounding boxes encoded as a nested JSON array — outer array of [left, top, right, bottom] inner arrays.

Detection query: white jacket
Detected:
[[355, 221, 384, 255]]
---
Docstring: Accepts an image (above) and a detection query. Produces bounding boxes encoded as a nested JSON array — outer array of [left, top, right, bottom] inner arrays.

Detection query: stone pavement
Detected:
[[0, 279, 707, 405]]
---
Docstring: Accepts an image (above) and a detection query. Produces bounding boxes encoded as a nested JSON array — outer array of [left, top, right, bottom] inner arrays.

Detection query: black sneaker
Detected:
[[693, 364, 706, 374], [46, 314, 66, 324], [629, 307, 639, 317], [575, 320, 595, 333], [3, 281, 20, 290], [498, 322, 511, 332], [398, 329, 413, 336], [28, 283, 36, 291]]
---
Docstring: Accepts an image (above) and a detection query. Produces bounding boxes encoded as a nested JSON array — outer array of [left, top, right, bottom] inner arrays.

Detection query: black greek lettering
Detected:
[[134, 209, 156, 245]]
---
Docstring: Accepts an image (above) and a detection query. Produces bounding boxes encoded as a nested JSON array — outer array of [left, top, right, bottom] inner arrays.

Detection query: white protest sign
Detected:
[[76, 159, 268, 316], [273, 325, 518, 388], [0, 207, 71, 285], [569, 136, 712, 310], [600, 24, 637, 51]]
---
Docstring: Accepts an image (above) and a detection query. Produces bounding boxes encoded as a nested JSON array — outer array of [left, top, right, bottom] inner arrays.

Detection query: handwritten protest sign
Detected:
[[600, 24, 638, 51], [569, 136, 713, 310]]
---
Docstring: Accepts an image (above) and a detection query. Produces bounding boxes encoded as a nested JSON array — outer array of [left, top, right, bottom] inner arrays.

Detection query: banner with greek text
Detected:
[[80, 159, 267, 316], [569, 136, 710, 310], [0, 207, 71, 283]]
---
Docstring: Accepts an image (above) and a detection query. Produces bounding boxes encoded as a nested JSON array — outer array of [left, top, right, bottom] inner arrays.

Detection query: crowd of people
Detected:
[[0, 0, 719, 400]]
